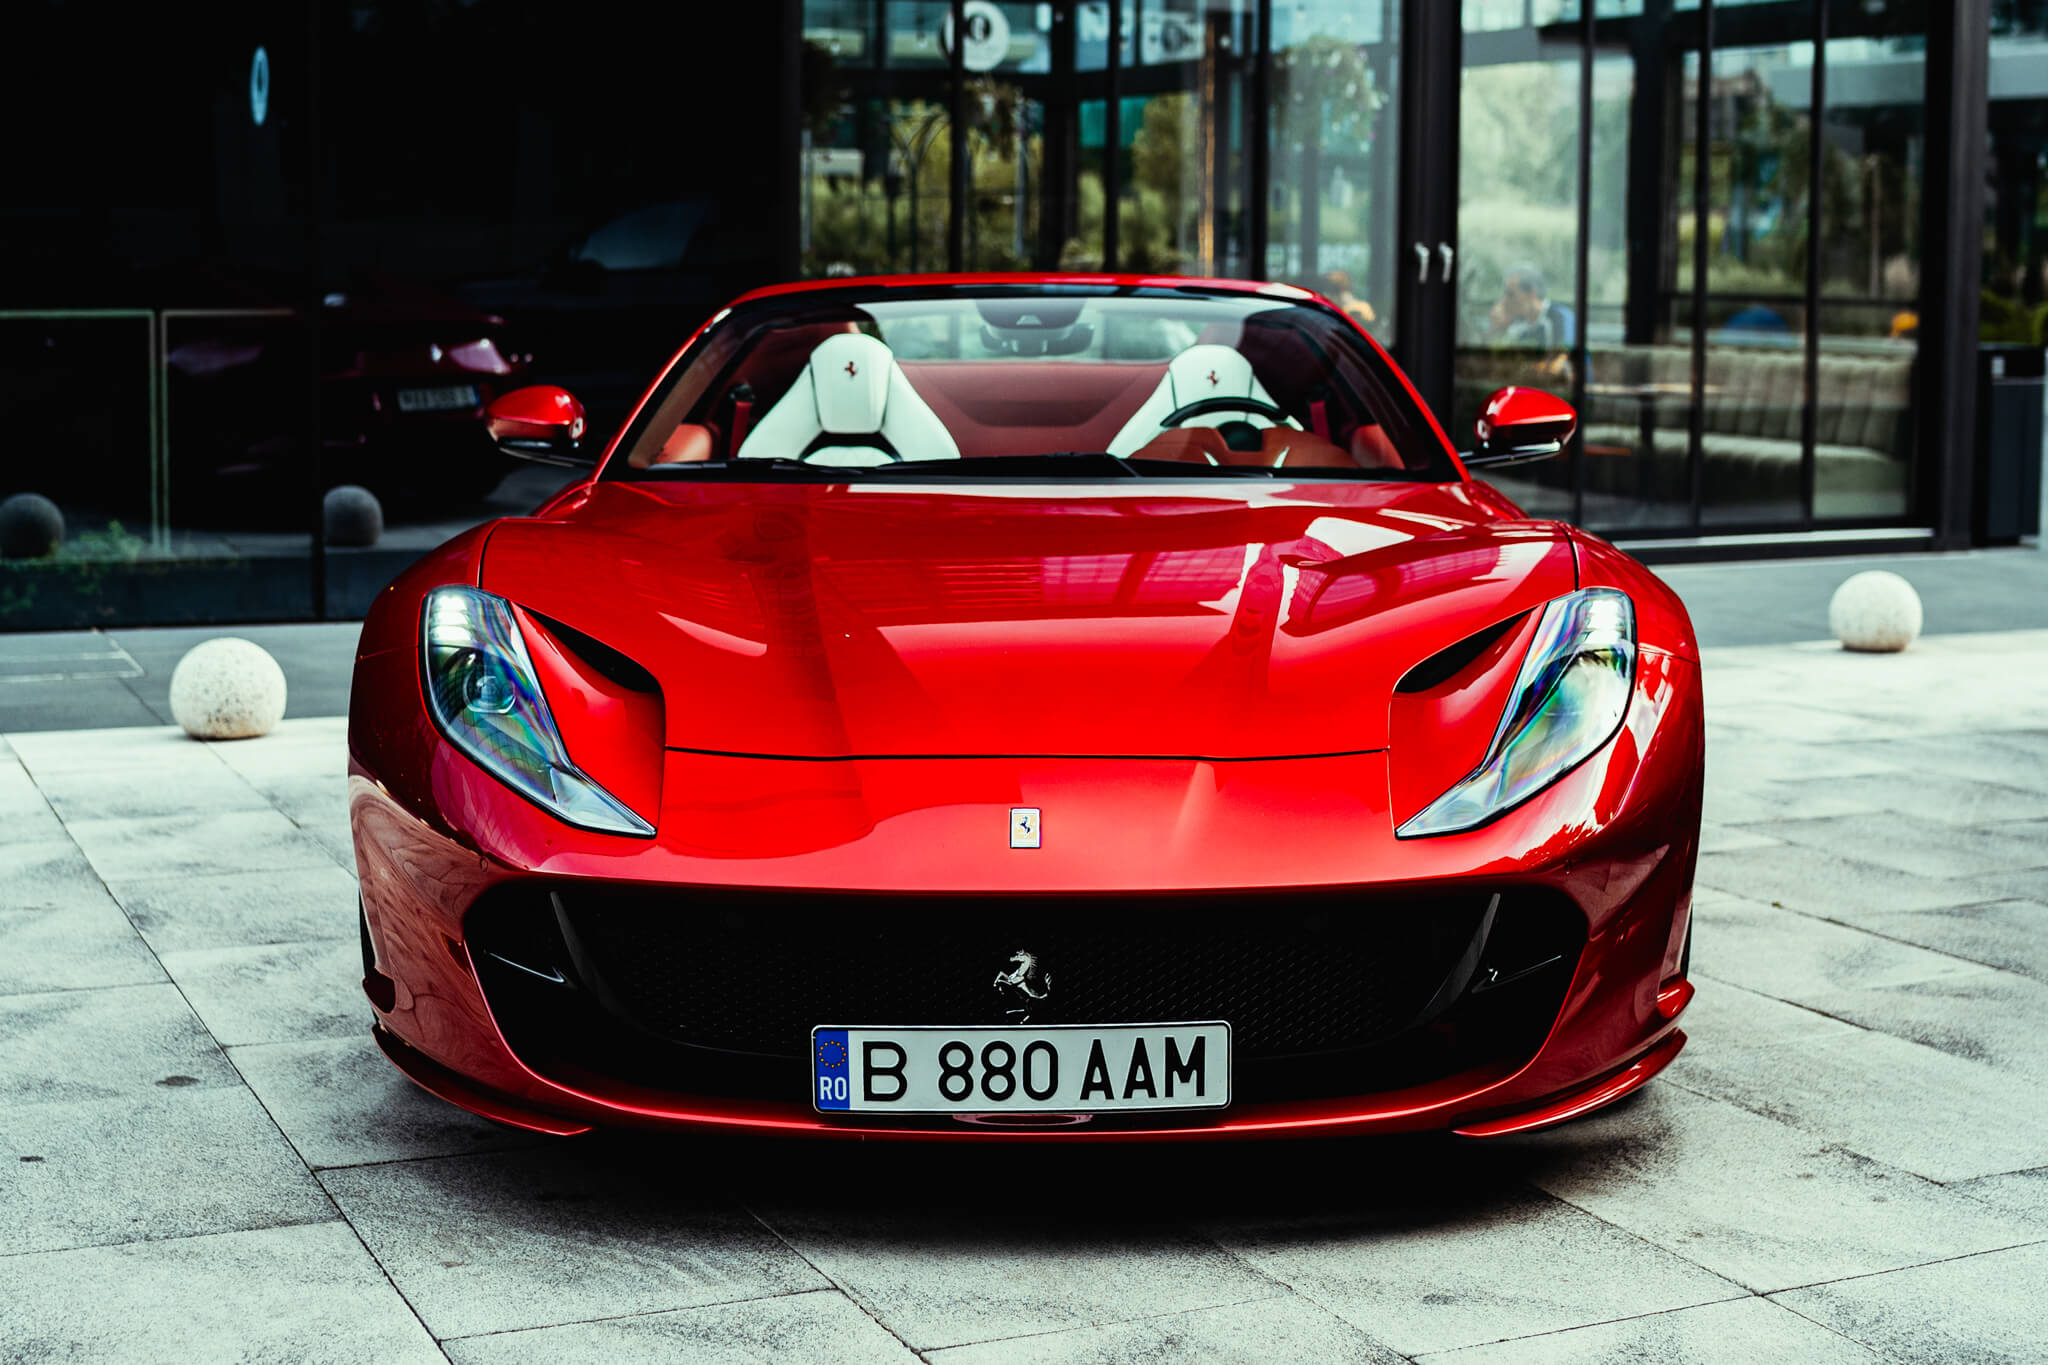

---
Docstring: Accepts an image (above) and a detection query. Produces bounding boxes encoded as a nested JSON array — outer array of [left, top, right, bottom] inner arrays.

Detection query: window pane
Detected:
[[1693, 28, 1814, 529], [1455, 34, 1583, 520], [1269, 0, 1401, 335], [1817, 18, 1923, 520]]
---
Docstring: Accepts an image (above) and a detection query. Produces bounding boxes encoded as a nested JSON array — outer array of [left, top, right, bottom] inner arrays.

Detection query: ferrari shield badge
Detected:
[[1009, 807, 1041, 849]]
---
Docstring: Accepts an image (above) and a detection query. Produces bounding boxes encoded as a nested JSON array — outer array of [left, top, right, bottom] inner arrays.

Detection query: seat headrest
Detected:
[[1167, 344, 1262, 408], [807, 333, 896, 434]]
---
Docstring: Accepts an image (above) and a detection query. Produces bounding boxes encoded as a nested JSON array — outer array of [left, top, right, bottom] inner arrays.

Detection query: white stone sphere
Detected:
[[169, 638, 288, 740], [322, 484, 383, 548], [1828, 570, 1922, 653], [0, 492, 64, 558]]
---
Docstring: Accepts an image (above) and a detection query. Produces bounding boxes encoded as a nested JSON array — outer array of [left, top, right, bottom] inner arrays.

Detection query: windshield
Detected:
[[609, 283, 1453, 481]]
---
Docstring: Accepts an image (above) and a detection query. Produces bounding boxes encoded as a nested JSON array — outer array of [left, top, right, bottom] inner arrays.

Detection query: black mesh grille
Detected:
[[549, 887, 1496, 1060]]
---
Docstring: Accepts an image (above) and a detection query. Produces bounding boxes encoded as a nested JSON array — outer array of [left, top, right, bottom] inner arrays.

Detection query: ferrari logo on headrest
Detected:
[[1207, 370, 1219, 386], [845, 361, 859, 378]]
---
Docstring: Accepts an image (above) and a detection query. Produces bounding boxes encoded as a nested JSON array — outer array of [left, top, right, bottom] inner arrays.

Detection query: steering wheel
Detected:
[[1159, 395, 1292, 428]]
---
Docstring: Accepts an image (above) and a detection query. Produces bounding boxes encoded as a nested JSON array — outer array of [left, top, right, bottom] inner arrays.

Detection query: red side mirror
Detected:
[[485, 386, 591, 466], [1469, 387, 1577, 469]]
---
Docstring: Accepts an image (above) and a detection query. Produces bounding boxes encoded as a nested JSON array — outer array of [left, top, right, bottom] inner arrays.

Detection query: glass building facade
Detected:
[[0, 1, 2026, 630]]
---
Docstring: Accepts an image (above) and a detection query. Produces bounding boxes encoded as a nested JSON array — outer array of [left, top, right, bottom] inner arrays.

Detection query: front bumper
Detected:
[[351, 649, 1701, 1140]]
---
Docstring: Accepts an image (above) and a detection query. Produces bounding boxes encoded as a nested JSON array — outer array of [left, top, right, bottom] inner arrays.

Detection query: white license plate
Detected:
[[395, 384, 479, 413], [811, 1023, 1230, 1114]]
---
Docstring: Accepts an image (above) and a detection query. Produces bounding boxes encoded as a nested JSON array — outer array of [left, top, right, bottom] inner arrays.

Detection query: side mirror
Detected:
[[1465, 386, 1577, 468], [485, 386, 592, 466]]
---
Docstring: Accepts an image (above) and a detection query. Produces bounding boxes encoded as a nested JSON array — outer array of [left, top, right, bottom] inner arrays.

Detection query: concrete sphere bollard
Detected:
[[0, 492, 65, 559], [1829, 570, 1923, 653], [322, 484, 383, 548], [169, 638, 288, 740]]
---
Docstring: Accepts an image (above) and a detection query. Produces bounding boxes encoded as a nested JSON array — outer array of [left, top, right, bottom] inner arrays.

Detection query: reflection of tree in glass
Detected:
[[1268, 37, 1388, 291]]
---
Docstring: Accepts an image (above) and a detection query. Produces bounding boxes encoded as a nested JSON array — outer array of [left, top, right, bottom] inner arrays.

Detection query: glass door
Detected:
[[1450, 4, 1587, 520], [1268, 1, 1403, 347], [1431, 0, 1933, 537]]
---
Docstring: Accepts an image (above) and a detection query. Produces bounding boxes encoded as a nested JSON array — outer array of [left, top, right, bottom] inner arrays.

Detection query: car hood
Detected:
[[479, 479, 1577, 759]]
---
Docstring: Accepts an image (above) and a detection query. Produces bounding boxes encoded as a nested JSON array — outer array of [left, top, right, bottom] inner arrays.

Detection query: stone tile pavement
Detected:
[[3, 634, 2048, 1361]]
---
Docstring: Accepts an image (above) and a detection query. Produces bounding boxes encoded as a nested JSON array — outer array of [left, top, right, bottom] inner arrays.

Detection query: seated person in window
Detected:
[[1487, 262, 1575, 385]]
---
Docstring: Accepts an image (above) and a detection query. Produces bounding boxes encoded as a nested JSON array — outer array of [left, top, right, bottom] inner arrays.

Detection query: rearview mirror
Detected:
[[486, 386, 592, 466], [1465, 386, 1577, 469]]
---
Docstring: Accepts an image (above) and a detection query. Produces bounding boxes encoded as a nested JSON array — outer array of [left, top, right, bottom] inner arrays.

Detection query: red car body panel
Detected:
[[352, 273, 1701, 1140]]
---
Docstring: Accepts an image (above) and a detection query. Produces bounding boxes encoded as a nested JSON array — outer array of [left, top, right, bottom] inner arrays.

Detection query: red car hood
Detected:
[[480, 479, 1576, 759]]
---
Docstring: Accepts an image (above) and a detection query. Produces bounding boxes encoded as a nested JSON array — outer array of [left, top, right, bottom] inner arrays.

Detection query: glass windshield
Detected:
[[610, 284, 1452, 480]]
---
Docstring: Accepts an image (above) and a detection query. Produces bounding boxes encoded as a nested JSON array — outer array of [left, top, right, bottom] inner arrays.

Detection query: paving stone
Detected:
[[1772, 1243, 2048, 1364], [0, 983, 235, 1106], [1698, 821, 1784, 853], [1676, 1028, 2048, 1183], [1208, 1183, 1740, 1358], [1413, 1295, 1880, 1363], [33, 761, 273, 822], [1695, 843, 2010, 917], [1873, 730, 2048, 796], [253, 773, 351, 835], [63, 807, 342, 881], [1768, 770, 2048, 827], [444, 1289, 921, 1365], [1700, 781, 1884, 829], [1852, 900, 2048, 983], [5, 724, 226, 775], [1513, 1084, 2038, 1292], [1690, 898, 1982, 1001], [1696, 700, 1915, 744], [109, 864, 358, 955], [1699, 736, 1900, 791], [761, 1195, 1286, 1358], [1762, 811, 2048, 880], [0, 756, 67, 842], [1795, 969, 2048, 1079], [205, 716, 350, 783], [320, 1147, 826, 1339], [921, 1293, 1404, 1365], [0, 836, 115, 908], [0, 1085, 333, 1255], [0, 885, 165, 993], [1670, 979, 1860, 1058], [1951, 1168, 2048, 1231], [0, 1221, 442, 1364], [158, 938, 363, 1046], [231, 1034, 537, 1170]]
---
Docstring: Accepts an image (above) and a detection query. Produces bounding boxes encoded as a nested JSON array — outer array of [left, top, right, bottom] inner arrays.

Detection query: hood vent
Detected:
[[1395, 613, 1525, 694]]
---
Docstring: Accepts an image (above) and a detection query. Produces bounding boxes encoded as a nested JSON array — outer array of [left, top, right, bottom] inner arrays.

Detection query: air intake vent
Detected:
[[1396, 614, 1523, 693]]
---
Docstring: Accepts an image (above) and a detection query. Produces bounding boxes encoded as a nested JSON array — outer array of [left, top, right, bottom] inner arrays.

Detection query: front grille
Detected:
[[551, 887, 1496, 1060], [470, 884, 1586, 1107]]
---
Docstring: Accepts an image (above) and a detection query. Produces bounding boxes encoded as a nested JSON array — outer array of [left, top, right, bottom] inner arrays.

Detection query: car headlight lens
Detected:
[[1398, 588, 1636, 838], [420, 586, 654, 837]]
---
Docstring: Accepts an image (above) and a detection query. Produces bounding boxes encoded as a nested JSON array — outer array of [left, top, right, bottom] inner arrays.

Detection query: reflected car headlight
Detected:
[[1398, 588, 1636, 838], [420, 586, 654, 837]]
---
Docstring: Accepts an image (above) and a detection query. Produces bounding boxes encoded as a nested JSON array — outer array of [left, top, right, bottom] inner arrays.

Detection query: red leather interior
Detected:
[[638, 326, 1420, 470], [633, 422, 712, 467], [898, 362, 1162, 458]]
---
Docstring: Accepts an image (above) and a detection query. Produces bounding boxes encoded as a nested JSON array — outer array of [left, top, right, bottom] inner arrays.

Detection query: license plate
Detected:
[[395, 384, 479, 413], [811, 1023, 1230, 1114]]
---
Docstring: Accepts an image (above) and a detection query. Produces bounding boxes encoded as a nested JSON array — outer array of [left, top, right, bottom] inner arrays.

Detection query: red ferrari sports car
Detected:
[[349, 274, 1700, 1140]]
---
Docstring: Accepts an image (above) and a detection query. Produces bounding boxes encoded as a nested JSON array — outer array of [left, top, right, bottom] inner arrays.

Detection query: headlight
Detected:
[[1398, 588, 1635, 838], [420, 586, 654, 837]]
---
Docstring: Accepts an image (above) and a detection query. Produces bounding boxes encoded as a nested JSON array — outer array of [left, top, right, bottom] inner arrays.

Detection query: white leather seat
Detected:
[[735, 333, 959, 466], [1106, 343, 1293, 457]]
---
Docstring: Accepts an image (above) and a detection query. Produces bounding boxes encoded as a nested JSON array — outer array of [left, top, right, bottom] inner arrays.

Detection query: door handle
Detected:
[[1438, 242, 1455, 282], [1414, 242, 1430, 284]]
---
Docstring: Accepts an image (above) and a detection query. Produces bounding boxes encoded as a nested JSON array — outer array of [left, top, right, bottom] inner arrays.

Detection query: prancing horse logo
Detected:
[[993, 950, 1052, 1021]]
